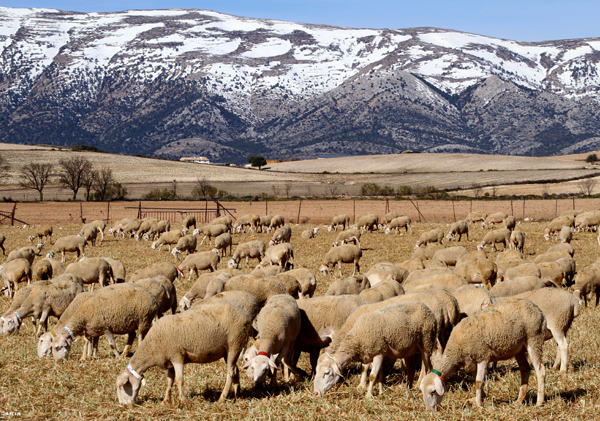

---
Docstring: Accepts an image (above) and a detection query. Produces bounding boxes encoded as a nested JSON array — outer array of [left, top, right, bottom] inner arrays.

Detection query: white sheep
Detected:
[[572, 263, 600, 307], [256, 215, 271, 233], [415, 229, 444, 249], [325, 274, 371, 295], [329, 214, 350, 232], [143, 220, 170, 241], [544, 215, 575, 239], [133, 218, 157, 241], [411, 243, 444, 261], [446, 220, 468, 241], [6, 245, 43, 264], [285, 268, 317, 299], [454, 258, 497, 289], [503, 215, 516, 231], [509, 229, 526, 253], [210, 215, 233, 229], [269, 225, 292, 246], [152, 230, 183, 251], [129, 262, 180, 283], [28, 225, 53, 244], [233, 214, 254, 233], [300, 227, 319, 239], [503, 263, 541, 282], [2, 258, 32, 296], [489, 275, 545, 297], [380, 211, 399, 225], [333, 228, 361, 247], [171, 234, 198, 259], [268, 215, 285, 233], [465, 211, 486, 224], [182, 215, 196, 233], [65, 257, 113, 290], [355, 214, 379, 233], [178, 250, 220, 277], [364, 262, 408, 286], [257, 243, 294, 271], [320, 245, 362, 277], [133, 276, 177, 316], [420, 300, 546, 410], [52, 235, 87, 263], [481, 211, 508, 229], [178, 271, 237, 310], [385, 216, 412, 235], [213, 233, 233, 257], [224, 274, 288, 305], [477, 228, 511, 251], [78, 225, 100, 246], [547, 242, 574, 257], [228, 240, 266, 269], [431, 246, 468, 267], [452, 285, 496, 319], [194, 223, 229, 245], [100, 257, 126, 284], [359, 278, 405, 302]]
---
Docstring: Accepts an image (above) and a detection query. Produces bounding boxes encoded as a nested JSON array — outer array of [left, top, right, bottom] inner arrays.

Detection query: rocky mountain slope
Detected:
[[1, 7, 600, 162]]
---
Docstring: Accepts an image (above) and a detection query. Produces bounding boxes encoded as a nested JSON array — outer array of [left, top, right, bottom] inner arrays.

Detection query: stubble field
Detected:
[[1, 217, 600, 420]]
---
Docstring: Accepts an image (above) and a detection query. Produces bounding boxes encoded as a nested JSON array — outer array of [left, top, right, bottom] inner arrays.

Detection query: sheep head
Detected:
[[476, 242, 485, 252], [243, 352, 277, 385], [242, 345, 258, 380], [116, 366, 143, 404], [384, 227, 391, 235], [314, 353, 343, 397], [38, 332, 54, 358], [28, 235, 35, 242], [192, 228, 200, 236], [151, 241, 158, 250], [319, 263, 330, 276], [227, 258, 238, 269], [179, 296, 192, 312], [52, 332, 74, 361], [420, 372, 445, 411], [544, 230, 550, 241], [171, 248, 180, 259], [182, 227, 189, 235], [2, 313, 21, 335]]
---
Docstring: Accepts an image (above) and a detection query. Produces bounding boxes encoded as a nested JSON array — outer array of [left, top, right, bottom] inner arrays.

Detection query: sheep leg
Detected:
[[37, 309, 50, 335], [358, 364, 369, 389], [80, 338, 89, 361], [121, 332, 136, 358], [404, 357, 416, 389], [200, 235, 208, 245], [105, 332, 121, 358], [173, 360, 186, 404], [367, 355, 384, 398], [470, 360, 488, 406], [514, 350, 531, 405], [552, 331, 568, 372], [163, 367, 175, 404], [219, 350, 240, 402], [527, 339, 546, 406]]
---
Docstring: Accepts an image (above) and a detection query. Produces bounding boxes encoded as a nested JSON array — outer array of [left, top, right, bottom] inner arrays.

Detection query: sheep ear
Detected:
[[116, 372, 130, 387], [332, 363, 343, 377], [242, 358, 253, 369], [268, 359, 278, 369], [434, 376, 445, 395]]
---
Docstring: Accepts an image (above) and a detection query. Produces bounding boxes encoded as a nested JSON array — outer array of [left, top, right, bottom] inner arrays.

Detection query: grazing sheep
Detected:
[[6, 245, 43, 265], [536, 262, 565, 287], [28, 225, 53, 243], [503, 216, 516, 232], [179, 272, 235, 310], [133, 276, 177, 316], [101, 257, 126, 284], [557, 257, 577, 286], [496, 249, 523, 261], [52, 284, 159, 361], [144, 220, 170, 241], [228, 240, 266, 269], [32, 258, 64, 281], [133, 218, 157, 241], [272, 273, 302, 298], [182, 215, 197, 233], [364, 263, 408, 286], [269, 225, 292, 246], [490, 276, 546, 297], [1, 281, 50, 334], [453, 285, 497, 318], [224, 274, 288, 305], [179, 250, 220, 277], [381, 211, 399, 225], [285, 268, 317, 299], [421, 288, 460, 327], [301, 227, 319, 239], [510, 230, 526, 253], [415, 229, 444, 249], [79, 225, 100, 246], [251, 265, 283, 277], [129, 262, 180, 284], [171, 235, 198, 259], [120, 219, 143, 238], [203, 275, 235, 299], [258, 243, 294, 271], [423, 260, 447, 269], [326, 274, 371, 296], [547, 242, 575, 257], [411, 243, 445, 261], [65, 257, 113, 290], [496, 258, 528, 282], [255, 215, 271, 233], [504, 263, 542, 282], [397, 259, 425, 272], [477, 228, 511, 251], [333, 228, 361, 247], [446, 220, 469, 242], [233, 214, 254, 233], [559, 226, 573, 244], [405, 267, 453, 284], [481, 212, 509, 229], [213, 233, 233, 257], [329, 214, 350, 232], [108, 218, 135, 237], [2, 258, 32, 296], [454, 258, 497, 289], [320, 245, 362, 277], [456, 250, 487, 265], [403, 273, 468, 292], [355, 214, 379, 233], [385, 216, 412, 235], [420, 300, 546, 410], [194, 224, 229, 245], [52, 235, 87, 263], [544, 216, 575, 239], [116, 300, 253, 404], [533, 251, 571, 264], [315, 301, 436, 398], [243, 295, 302, 385], [152, 230, 183, 251], [210, 215, 233, 229], [359, 278, 405, 302], [572, 263, 600, 306], [431, 246, 468, 267], [575, 212, 600, 232], [465, 211, 486, 224], [198, 290, 261, 322]]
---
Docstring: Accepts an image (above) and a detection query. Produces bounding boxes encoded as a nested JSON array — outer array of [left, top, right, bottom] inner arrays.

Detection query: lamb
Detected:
[[355, 214, 379, 233], [431, 246, 468, 267], [454, 258, 497, 289], [228, 240, 266, 269], [465, 211, 486, 224], [285, 268, 317, 299], [52, 235, 86, 263], [477, 228, 511, 251], [547, 242, 574, 257], [182, 215, 196, 233], [2, 277, 84, 335], [329, 214, 350, 232], [320, 245, 362, 277], [133, 218, 157, 241], [179, 271, 235, 310], [178, 250, 220, 277], [151, 230, 183, 251], [559, 226, 573, 244], [243, 295, 302, 385], [2, 258, 32, 296], [510, 229, 526, 253], [213, 233, 233, 257], [446, 220, 468, 242], [269, 225, 292, 246], [116, 300, 253, 405], [481, 211, 509, 229], [503, 216, 516, 231], [572, 263, 600, 306], [28, 225, 53, 243], [224, 274, 288, 305], [52, 284, 159, 360], [194, 224, 229, 245], [325, 274, 371, 296], [420, 300, 546, 410], [171, 234, 198, 259], [144, 220, 170, 241], [503, 263, 542, 282], [129, 262, 180, 284], [133, 276, 177, 316], [301, 227, 319, 239], [544, 215, 575, 239], [258, 243, 294, 271], [452, 285, 497, 318], [364, 263, 408, 286], [65, 257, 114, 290], [101, 257, 126, 284], [415, 229, 444, 249], [314, 301, 437, 398], [267, 215, 285, 233], [489, 276, 546, 297], [32, 257, 64, 281], [385, 216, 413, 235], [333, 228, 361, 247]]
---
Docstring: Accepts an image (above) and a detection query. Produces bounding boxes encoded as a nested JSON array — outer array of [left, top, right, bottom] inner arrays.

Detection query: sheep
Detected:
[[178, 250, 220, 277], [213, 233, 233, 257], [509, 229, 526, 253], [420, 300, 546, 410], [454, 258, 497, 289], [179, 271, 236, 310], [89, 220, 106, 241], [253, 215, 271, 233], [490, 276, 546, 297], [204, 273, 235, 299], [258, 243, 294, 271], [503, 216, 516, 231], [333, 228, 361, 247], [504, 263, 542, 282], [547, 242, 575, 257], [575, 211, 600, 232], [285, 268, 317, 299], [314, 301, 437, 398], [52, 284, 159, 361], [355, 214, 379, 233], [572, 263, 600, 306], [456, 250, 487, 265], [2, 277, 83, 335], [6, 245, 43, 264], [411, 243, 444, 261], [301, 227, 319, 239], [405, 267, 453, 284], [477, 228, 511, 251], [32, 258, 64, 281], [151, 230, 183, 251], [431, 246, 468, 267], [496, 258, 528, 282], [210, 215, 233, 229], [496, 249, 523, 261], [1, 281, 50, 333], [537, 261, 566, 287], [329, 214, 350, 232], [320, 245, 362, 277], [233, 214, 254, 233], [557, 257, 576, 286], [100, 257, 126, 284], [224, 274, 288, 305], [385, 216, 413, 235], [52, 235, 86, 263], [364, 263, 408, 286], [171, 234, 198, 259], [133, 276, 177, 316], [129, 262, 180, 284], [466, 211, 486, 224], [120, 219, 143, 238], [446, 220, 468, 242], [250, 214, 261, 232], [403, 273, 468, 292], [194, 224, 229, 246], [558, 226, 573, 244], [544, 215, 575, 239], [326, 274, 371, 296], [78, 225, 100, 247], [133, 218, 157, 241], [28, 225, 53, 244], [265, 215, 285, 233], [359, 278, 405, 302], [423, 260, 447, 269], [421, 288, 461, 327], [452, 285, 497, 318], [144, 220, 170, 241], [243, 295, 302, 385], [380, 211, 399, 225], [272, 273, 302, 298], [0, 232, 4, 255], [116, 300, 253, 405], [251, 265, 283, 277], [481, 211, 509, 229], [397, 259, 424, 272], [108, 218, 135, 237], [2, 258, 32, 296], [199, 290, 261, 322], [269, 225, 292, 246], [228, 240, 266, 269], [182, 215, 196, 233], [533, 251, 571, 264], [415, 229, 444, 249]]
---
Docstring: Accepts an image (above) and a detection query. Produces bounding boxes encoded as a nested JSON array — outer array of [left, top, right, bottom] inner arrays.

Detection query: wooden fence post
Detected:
[[353, 200, 356, 223], [80, 202, 83, 222], [10, 203, 16, 226], [297, 200, 302, 224], [572, 196, 575, 210], [522, 198, 525, 220], [107, 201, 110, 223], [452, 197, 456, 222], [555, 198, 558, 218], [265, 200, 268, 215]]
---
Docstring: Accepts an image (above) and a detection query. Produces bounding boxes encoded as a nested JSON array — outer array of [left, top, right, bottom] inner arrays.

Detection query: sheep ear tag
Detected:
[[434, 376, 445, 395]]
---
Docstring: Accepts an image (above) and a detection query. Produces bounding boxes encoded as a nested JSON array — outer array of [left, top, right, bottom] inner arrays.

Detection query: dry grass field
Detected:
[[1, 218, 600, 419]]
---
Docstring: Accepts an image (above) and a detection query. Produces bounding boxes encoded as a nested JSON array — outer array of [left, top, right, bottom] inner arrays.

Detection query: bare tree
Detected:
[[540, 184, 549, 197], [472, 184, 482, 199], [82, 169, 98, 201], [171, 179, 178, 198], [58, 156, 93, 200], [578, 177, 598, 196], [327, 184, 339, 197], [0, 153, 10, 184], [19, 163, 53, 201], [93, 168, 114, 201], [191, 177, 213, 198], [490, 186, 499, 198], [284, 181, 293, 199]]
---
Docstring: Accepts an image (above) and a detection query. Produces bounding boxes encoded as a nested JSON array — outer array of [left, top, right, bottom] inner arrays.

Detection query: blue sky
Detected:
[[3, 0, 599, 42]]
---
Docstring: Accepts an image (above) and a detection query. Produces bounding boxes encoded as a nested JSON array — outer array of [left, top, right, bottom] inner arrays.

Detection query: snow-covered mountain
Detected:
[[1, 7, 600, 161]]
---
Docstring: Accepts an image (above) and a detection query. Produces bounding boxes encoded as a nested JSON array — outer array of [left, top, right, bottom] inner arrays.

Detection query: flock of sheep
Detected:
[[0, 207, 598, 412]]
